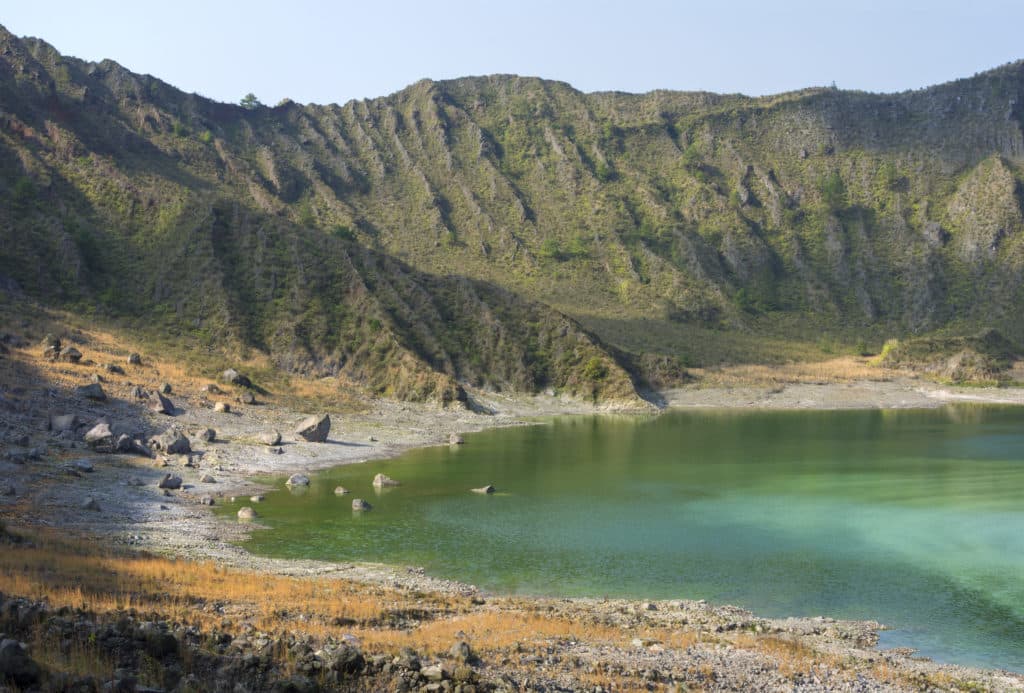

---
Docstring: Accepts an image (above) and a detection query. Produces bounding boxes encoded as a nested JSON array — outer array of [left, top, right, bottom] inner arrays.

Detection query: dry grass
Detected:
[[691, 356, 905, 388]]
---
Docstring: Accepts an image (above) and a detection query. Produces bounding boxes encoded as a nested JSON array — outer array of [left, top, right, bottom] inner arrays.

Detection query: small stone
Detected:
[[286, 474, 310, 487], [158, 474, 182, 490], [200, 383, 222, 394], [260, 430, 282, 446], [129, 385, 146, 399], [270, 446, 284, 455], [199, 496, 215, 506], [159, 383, 172, 394], [82, 497, 100, 511], [239, 391, 256, 405], [642, 601, 658, 611], [72, 459, 94, 473], [334, 486, 350, 495], [237, 506, 257, 520], [48, 413, 79, 432], [221, 369, 252, 387], [200, 474, 216, 483], [213, 402, 230, 413], [127, 353, 142, 365], [449, 640, 472, 664], [421, 664, 445, 682], [449, 433, 464, 445], [59, 346, 82, 363], [198, 428, 216, 442], [470, 485, 495, 494], [250, 494, 265, 503], [104, 363, 125, 375], [352, 498, 372, 511]]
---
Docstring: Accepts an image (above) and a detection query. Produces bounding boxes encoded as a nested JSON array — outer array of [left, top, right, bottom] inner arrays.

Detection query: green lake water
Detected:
[[224, 406, 1024, 672]]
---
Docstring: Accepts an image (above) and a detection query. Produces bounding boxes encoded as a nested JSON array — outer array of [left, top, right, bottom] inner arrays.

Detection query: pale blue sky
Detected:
[[3, 1, 1021, 106]]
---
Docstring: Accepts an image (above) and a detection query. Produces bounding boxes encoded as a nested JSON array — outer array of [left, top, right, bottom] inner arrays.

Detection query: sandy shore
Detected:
[[4, 373, 1024, 689]]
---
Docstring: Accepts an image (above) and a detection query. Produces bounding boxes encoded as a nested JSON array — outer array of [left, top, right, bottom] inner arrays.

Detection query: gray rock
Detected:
[[152, 430, 191, 455], [213, 401, 230, 413], [199, 496, 215, 506], [0, 638, 42, 687], [76, 383, 106, 401], [270, 447, 284, 455], [295, 413, 330, 442], [72, 459, 95, 473], [105, 363, 125, 375], [250, 494, 265, 503], [351, 498, 372, 511], [286, 473, 310, 487], [372, 473, 400, 488], [334, 486, 350, 495], [449, 640, 472, 664], [237, 506, 257, 520], [198, 428, 216, 442], [221, 369, 252, 388], [158, 474, 182, 490], [449, 433, 464, 445], [199, 474, 216, 484], [84, 422, 115, 450], [260, 430, 282, 446], [58, 346, 82, 363], [127, 352, 142, 365], [421, 664, 445, 681], [48, 413, 79, 432], [82, 497, 100, 511], [239, 390, 256, 405], [150, 391, 175, 415], [330, 644, 364, 675], [470, 485, 496, 494]]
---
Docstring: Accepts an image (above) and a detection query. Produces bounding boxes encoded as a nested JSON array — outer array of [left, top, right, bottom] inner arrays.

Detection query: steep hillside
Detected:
[[1, 24, 1023, 398]]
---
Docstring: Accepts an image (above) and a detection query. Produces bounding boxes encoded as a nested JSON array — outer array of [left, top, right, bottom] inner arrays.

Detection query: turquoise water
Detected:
[[226, 406, 1024, 672]]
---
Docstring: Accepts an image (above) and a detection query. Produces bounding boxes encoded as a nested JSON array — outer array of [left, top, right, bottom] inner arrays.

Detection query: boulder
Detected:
[[334, 486, 350, 495], [76, 383, 106, 401], [213, 401, 230, 413], [372, 473, 400, 488], [260, 430, 282, 446], [58, 346, 82, 363], [198, 428, 216, 442], [351, 498, 372, 511], [105, 363, 125, 375], [237, 506, 257, 520], [449, 433, 465, 445], [295, 413, 330, 442], [48, 413, 79, 432], [158, 474, 182, 490], [330, 644, 365, 675], [127, 352, 142, 365], [152, 430, 191, 455], [239, 390, 256, 405], [200, 474, 216, 484], [449, 640, 473, 664], [286, 473, 310, 487], [82, 497, 100, 511], [0, 638, 42, 688], [470, 485, 496, 495], [221, 369, 252, 388], [84, 422, 115, 450], [150, 391, 175, 415]]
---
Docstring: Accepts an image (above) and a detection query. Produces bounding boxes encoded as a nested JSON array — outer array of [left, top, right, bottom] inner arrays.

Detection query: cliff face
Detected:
[[1, 24, 1023, 399]]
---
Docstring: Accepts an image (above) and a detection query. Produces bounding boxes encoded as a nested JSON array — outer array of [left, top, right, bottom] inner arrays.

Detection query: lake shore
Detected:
[[4, 360, 1024, 690]]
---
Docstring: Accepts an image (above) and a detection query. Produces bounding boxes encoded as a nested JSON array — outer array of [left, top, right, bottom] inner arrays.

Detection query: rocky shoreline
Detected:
[[3, 338, 1024, 690]]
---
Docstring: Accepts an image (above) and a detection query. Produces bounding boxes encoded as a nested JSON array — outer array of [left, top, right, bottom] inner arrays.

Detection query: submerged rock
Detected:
[[470, 485, 496, 495], [372, 473, 400, 488]]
